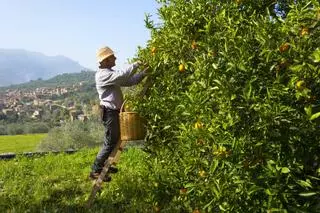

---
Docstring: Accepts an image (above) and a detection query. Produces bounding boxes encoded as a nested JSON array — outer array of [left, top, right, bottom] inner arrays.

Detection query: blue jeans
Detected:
[[91, 109, 120, 173]]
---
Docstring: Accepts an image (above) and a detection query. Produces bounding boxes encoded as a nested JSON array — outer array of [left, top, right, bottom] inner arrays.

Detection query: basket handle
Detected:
[[120, 100, 127, 112]]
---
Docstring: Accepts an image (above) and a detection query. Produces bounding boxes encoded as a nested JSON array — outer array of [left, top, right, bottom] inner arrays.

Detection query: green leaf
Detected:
[[243, 81, 252, 100], [297, 180, 312, 188], [248, 185, 262, 195], [268, 160, 276, 164], [182, 112, 191, 116], [311, 48, 320, 63], [281, 167, 290, 174], [213, 79, 222, 86], [204, 198, 215, 210], [212, 63, 218, 69], [210, 159, 219, 173], [290, 64, 304, 72], [310, 112, 320, 121], [255, 142, 263, 147], [265, 189, 274, 196], [163, 125, 171, 130], [219, 205, 227, 211], [304, 106, 312, 117], [185, 183, 195, 188], [299, 192, 317, 197]]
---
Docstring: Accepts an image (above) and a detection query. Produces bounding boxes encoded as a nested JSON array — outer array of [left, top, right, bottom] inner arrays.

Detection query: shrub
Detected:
[[37, 120, 104, 152], [25, 122, 50, 134], [6, 124, 24, 135], [0, 126, 7, 135]]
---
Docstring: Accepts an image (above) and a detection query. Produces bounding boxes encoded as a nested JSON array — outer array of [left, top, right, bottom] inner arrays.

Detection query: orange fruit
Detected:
[[213, 146, 230, 158], [276, 59, 289, 72], [151, 47, 156, 56], [154, 206, 160, 212], [208, 51, 217, 57], [296, 80, 306, 91], [199, 170, 206, 177], [191, 40, 197, 49], [179, 64, 185, 72], [194, 121, 203, 129], [180, 188, 187, 194], [300, 27, 309, 36], [196, 139, 205, 145], [279, 43, 290, 53]]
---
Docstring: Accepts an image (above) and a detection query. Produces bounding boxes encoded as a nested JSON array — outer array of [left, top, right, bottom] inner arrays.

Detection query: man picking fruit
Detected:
[[89, 46, 148, 181]]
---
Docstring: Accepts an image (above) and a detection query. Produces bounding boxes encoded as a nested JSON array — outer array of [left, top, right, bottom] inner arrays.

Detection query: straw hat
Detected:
[[97, 46, 114, 63]]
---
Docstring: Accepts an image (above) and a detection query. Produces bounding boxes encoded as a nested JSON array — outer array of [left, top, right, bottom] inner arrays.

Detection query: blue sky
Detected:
[[0, 0, 159, 70]]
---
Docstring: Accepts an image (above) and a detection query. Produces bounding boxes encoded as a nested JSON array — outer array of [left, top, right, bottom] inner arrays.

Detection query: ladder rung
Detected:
[[86, 139, 127, 208]]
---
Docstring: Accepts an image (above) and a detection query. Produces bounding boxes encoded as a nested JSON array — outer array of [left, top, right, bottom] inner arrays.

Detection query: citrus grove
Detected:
[[127, 0, 320, 212]]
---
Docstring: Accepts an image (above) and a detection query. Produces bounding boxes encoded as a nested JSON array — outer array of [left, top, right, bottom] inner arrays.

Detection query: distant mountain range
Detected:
[[0, 49, 88, 86]]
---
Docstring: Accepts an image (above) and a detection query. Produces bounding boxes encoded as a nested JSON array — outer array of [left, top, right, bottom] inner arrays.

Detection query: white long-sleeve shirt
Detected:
[[95, 62, 146, 110]]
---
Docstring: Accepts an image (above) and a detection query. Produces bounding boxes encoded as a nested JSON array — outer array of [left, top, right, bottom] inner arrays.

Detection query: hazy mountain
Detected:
[[0, 49, 87, 86]]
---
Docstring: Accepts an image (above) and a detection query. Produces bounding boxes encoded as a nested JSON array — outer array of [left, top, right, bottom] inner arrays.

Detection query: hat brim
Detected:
[[97, 53, 114, 63]]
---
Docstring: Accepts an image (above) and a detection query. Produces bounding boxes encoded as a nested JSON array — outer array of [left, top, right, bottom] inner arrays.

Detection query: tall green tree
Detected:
[[132, 0, 320, 211]]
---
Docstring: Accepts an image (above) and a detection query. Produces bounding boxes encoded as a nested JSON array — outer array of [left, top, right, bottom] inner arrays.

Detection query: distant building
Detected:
[[31, 110, 43, 119], [33, 99, 40, 106], [2, 109, 14, 115]]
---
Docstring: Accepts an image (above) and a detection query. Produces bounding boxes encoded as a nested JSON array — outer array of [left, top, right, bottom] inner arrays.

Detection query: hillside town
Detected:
[[0, 82, 95, 122]]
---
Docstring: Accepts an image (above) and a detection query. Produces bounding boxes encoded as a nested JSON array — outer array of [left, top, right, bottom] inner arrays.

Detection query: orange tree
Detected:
[[130, 0, 320, 212]]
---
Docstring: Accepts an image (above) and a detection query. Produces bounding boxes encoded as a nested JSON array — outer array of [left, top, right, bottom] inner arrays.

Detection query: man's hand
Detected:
[[133, 61, 149, 74]]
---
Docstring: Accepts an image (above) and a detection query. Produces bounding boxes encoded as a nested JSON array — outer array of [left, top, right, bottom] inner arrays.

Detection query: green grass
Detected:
[[0, 147, 155, 213], [0, 134, 47, 153]]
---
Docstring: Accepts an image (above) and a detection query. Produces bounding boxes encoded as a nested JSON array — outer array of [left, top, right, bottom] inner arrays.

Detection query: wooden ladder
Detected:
[[86, 139, 127, 208]]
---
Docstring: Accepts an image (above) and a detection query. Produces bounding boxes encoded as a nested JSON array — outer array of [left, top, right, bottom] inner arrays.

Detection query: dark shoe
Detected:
[[89, 172, 112, 182], [109, 166, 118, 173]]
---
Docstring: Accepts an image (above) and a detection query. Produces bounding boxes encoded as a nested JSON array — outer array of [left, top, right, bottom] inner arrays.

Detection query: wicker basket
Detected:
[[119, 101, 146, 141]]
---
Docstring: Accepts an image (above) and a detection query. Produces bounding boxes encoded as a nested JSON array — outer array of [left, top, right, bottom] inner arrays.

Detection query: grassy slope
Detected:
[[0, 134, 47, 154], [0, 147, 154, 213]]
